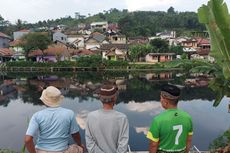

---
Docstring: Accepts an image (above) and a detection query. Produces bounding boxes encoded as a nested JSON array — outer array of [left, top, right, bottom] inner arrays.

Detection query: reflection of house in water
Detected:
[[29, 76, 72, 94], [185, 77, 210, 87], [0, 80, 17, 106], [140, 72, 173, 82], [70, 81, 101, 96], [115, 78, 127, 91]]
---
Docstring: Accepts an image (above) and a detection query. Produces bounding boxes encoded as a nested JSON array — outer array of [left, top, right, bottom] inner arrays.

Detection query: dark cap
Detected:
[[161, 84, 180, 100], [100, 84, 118, 99]]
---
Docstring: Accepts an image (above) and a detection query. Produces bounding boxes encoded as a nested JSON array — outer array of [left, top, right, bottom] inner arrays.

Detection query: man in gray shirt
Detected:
[[85, 84, 129, 153]]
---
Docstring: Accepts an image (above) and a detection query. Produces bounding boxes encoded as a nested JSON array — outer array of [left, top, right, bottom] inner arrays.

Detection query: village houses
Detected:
[[0, 21, 212, 64]]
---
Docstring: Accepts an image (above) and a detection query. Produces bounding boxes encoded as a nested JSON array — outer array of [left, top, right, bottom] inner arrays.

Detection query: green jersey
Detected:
[[147, 109, 193, 152]]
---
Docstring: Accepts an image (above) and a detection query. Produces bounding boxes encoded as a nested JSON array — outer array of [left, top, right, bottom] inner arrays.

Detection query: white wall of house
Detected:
[[0, 37, 10, 48], [110, 36, 126, 44], [85, 44, 100, 50], [145, 54, 158, 63], [53, 32, 67, 44], [67, 37, 85, 49], [90, 22, 108, 31], [102, 51, 108, 59], [13, 31, 29, 40]]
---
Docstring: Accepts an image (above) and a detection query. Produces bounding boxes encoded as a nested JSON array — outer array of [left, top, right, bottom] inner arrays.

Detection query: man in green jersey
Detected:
[[147, 84, 193, 153]]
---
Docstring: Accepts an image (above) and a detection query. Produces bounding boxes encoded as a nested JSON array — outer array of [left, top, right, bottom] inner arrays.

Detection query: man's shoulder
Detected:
[[177, 109, 192, 118], [87, 110, 127, 119], [113, 110, 127, 119], [58, 107, 75, 115]]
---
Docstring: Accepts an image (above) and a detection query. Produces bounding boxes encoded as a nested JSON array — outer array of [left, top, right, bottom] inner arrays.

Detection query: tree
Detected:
[[167, 7, 175, 14], [129, 44, 155, 62], [15, 19, 25, 30], [150, 38, 169, 52], [19, 33, 51, 60], [170, 45, 183, 55]]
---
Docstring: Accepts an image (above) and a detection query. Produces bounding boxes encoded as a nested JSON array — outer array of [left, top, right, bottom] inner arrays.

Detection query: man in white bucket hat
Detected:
[[24, 86, 84, 153]]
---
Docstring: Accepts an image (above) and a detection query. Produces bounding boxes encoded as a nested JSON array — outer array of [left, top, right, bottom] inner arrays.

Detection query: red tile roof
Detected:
[[18, 29, 30, 32], [91, 32, 102, 36], [28, 47, 71, 57], [72, 50, 95, 56], [108, 23, 118, 30], [196, 38, 210, 45], [0, 48, 14, 57], [9, 39, 22, 46], [0, 32, 10, 39]]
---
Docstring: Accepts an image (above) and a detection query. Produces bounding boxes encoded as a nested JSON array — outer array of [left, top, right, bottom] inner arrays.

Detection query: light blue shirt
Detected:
[[26, 107, 80, 151]]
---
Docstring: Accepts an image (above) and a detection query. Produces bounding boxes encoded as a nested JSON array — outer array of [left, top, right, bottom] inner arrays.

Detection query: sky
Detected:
[[0, 0, 230, 23]]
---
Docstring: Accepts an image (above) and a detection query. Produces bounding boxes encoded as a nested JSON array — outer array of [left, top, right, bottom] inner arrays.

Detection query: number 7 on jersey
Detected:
[[173, 125, 183, 145]]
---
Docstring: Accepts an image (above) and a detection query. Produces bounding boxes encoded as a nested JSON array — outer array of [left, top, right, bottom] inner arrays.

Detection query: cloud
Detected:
[[1, 0, 230, 23], [135, 127, 149, 135], [76, 110, 89, 130], [126, 101, 162, 113]]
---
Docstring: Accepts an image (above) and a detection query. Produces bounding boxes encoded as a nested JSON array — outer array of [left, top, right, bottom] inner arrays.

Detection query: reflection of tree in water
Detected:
[[0, 72, 218, 106], [76, 72, 104, 84], [0, 79, 18, 107], [0, 90, 18, 107], [19, 81, 43, 106], [65, 90, 92, 102], [118, 78, 215, 103]]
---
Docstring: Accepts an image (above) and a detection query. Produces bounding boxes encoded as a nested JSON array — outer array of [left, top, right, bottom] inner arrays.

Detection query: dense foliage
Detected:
[[19, 33, 51, 59], [0, 7, 205, 37], [6, 61, 77, 67], [118, 10, 205, 37], [209, 128, 230, 151]]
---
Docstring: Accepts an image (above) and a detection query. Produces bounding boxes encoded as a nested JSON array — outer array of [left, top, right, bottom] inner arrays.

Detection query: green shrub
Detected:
[[76, 55, 103, 67], [5, 61, 77, 67], [103, 60, 128, 67]]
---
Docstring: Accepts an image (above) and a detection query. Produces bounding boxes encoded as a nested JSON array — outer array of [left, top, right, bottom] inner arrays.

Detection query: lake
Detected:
[[0, 71, 229, 151]]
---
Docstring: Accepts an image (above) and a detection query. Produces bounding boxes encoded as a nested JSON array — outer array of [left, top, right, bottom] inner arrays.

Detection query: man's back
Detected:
[[86, 109, 129, 153], [26, 107, 79, 151], [148, 109, 193, 152]]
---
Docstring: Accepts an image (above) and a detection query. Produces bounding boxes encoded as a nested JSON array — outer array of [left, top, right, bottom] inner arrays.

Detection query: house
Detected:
[[180, 38, 197, 48], [71, 49, 96, 60], [145, 53, 175, 63], [53, 31, 67, 44], [108, 23, 119, 32], [0, 48, 14, 63], [156, 31, 176, 39], [67, 35, 85, 49], [28, 46, 72, 62], [183, 48, 197, 59], [101, 44, 128, 61], [109, 35, 126, 44], [90, 22, 108, 32], [128, 37, 149, 45], [141, 72, 173, 82], [196, 38, 210, 56], [0, 32, 11, 48], [13, 29, 30, 40], [85, 32, 108, 50], [9, 39, 25, 61]]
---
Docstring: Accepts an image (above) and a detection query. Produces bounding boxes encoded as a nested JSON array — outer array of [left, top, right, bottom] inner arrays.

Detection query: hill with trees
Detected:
[[0, 7, 205, 37]]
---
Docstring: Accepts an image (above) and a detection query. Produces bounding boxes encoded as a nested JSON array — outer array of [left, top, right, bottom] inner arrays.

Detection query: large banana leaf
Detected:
[[198, 0, 230, 80]]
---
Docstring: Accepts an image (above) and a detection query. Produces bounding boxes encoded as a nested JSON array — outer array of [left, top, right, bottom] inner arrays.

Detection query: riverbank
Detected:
[[0, 66, 183, 72]]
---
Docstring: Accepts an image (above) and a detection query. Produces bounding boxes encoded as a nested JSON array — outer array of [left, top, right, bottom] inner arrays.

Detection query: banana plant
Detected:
[[198, 0, 230, 106], [198, 0, 230, 80]]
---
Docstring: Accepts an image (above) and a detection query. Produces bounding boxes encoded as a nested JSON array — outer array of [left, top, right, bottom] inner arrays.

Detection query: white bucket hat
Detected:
[[40, 86, 64, 107]]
